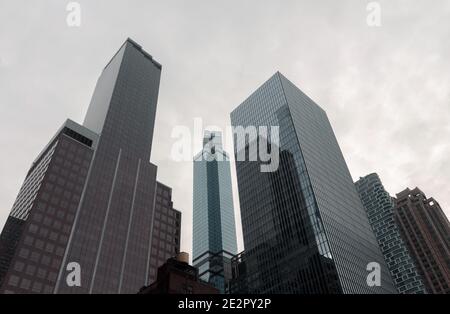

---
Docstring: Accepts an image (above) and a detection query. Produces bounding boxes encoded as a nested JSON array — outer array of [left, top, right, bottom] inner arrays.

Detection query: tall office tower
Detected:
[[0, 39, 179, 294], [193, 131, 238, 292], [0, 120, 98, 293], [229, 72, 396, 294], [394, 188, 450, 294], [148, 182, 182, 285], [355, 174, 427, 294]]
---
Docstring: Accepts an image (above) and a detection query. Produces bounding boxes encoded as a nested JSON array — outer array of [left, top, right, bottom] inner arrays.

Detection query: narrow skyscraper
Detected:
[[0, 39, 181, 294], [394, 187, 450, 294], [229, 72, 396, 294], [355, 173, 427, 294], [193, 131, 238, 292]]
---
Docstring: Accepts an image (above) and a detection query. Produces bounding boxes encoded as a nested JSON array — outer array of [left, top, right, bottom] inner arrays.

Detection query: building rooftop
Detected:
[[104, 37, 162, 71]]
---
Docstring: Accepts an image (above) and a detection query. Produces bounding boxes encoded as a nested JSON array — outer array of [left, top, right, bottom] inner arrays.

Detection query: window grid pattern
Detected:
[[230, 72, 396, 294], [10, 142, 57, 220], [355, 174, 427, 294], [148, 182, 181, 284], [0, 133, 94, 294], [394, 188, 450, 294], [57, 41, 162, 294]]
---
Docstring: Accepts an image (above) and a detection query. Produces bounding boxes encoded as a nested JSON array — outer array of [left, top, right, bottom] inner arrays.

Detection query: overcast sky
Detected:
[[1, 0, 449, 256]]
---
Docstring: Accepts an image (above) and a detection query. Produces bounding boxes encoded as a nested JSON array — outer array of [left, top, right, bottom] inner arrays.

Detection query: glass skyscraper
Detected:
[[230, 72, 396, 294], [355, 173, 427, 294], [193, 131, 238, 292]]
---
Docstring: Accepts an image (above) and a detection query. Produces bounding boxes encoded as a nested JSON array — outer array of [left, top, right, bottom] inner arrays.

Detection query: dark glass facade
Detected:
[[394, 187, 450, 294], [230, 72, 396, 294], [355, 174, 427, 293]]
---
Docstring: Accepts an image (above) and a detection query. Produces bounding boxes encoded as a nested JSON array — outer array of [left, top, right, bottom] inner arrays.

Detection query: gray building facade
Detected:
[[230, 72, 396, 294], [0, 39, 181, 294], [355, 173, 427, 294], [148, 182, 182, 285], [0, 120, 98, 293], [56, 38, 162, 294]]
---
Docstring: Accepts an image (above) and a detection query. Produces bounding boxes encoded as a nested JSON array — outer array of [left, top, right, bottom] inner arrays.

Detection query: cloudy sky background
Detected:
[[1, 0, 449, 255]]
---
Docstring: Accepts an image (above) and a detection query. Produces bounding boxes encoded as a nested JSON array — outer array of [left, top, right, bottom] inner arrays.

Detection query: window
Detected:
[[20, 279, 31, 290], [45, 243, 55, 253], [37, 268, 47, 279], [42, 255, 51, 266], [14, 261, 25, 272], [39, 228, 49, 237], [24, 236, 34, 246], [8, 275, 20, 287], [35, 239, 44, 250], [29, 224, 38, 234], [30, 251, 40, 262], [32, 282, 43, 293], [19, 248, 30, 258], [49, 232, 58, 241], [26, 265, 36, 276]]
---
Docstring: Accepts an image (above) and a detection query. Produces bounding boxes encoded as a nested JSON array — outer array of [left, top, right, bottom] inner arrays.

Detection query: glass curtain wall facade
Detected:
[[193, 131, 238, 292], [230, 72, 396, 294]]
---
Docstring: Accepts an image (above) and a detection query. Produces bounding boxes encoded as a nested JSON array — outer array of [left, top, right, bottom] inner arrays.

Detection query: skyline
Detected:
[[1, 1, 450, 258]]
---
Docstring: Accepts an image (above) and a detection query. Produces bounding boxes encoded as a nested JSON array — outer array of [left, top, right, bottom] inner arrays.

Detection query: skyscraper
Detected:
[[148, 182, 182, 285], [355, 174, 427, 294], [394, 187, 450, 294], [0, 120, 98, 293], [193, 131, 238, 292], [0, 39, 181, 294], [229, 72, 396, 294]]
